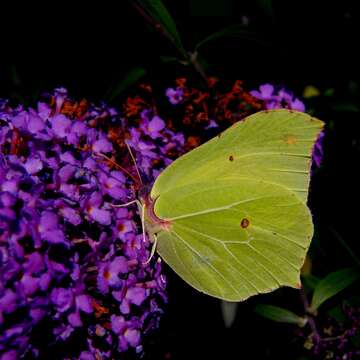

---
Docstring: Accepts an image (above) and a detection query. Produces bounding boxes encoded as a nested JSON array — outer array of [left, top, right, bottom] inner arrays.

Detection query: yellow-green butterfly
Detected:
[[139, 109, 324, 301]]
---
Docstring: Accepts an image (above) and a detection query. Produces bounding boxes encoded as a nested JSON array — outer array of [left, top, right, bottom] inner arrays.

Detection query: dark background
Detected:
[[1, 1, 359, 99], [1, 1, 360, 359]]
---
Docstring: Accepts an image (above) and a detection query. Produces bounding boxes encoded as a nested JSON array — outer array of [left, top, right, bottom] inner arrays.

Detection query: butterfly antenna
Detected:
[[125, 140, 143, 186], [93, 152, 138, 184]]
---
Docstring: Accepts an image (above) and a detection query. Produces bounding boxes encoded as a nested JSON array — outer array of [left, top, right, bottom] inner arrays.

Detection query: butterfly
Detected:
[[124, 109, 324, 301]]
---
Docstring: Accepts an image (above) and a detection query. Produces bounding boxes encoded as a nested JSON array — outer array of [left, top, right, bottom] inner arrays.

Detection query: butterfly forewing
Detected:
[[151, 110, 324, 203]]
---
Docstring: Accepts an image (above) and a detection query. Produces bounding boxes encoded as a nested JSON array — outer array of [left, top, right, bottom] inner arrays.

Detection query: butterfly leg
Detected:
[[109, 199, 147, 243], [109, 199, 155, 264], [143, 233, 158, 265], [140, 201, 146, 244]]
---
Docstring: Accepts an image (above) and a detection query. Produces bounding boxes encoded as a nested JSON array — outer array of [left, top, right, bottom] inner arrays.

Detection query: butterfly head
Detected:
[[138, 187, 171, 233], [137, 183, 153, 204]]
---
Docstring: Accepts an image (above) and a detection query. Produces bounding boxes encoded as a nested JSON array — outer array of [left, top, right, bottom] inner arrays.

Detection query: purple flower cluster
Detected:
[[127, 109, 185, 180], [250, 84, 305, 112], [250, 83, 324, 167], [0, 89, 180, 358], [300, 305, 360, 360]]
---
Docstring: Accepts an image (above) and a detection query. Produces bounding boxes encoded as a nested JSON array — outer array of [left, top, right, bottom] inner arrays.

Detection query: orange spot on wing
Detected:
[[284, 134, 297, 145]]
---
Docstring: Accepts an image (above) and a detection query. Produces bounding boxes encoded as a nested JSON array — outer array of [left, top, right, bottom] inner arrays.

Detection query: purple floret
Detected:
[[250, 83, 306, 112], [165, 87, 184, 105]]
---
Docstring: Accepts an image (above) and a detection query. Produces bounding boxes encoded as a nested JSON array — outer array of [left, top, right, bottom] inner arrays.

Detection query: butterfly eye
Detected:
[[240, 218, 250, 228]]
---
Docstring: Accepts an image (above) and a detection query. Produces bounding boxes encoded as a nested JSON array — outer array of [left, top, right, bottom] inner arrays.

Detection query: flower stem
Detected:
[[300, 286, 321, 342]]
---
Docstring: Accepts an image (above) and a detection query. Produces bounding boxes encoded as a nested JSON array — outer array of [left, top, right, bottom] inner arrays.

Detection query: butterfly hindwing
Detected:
[[155, 179, 311, 301]]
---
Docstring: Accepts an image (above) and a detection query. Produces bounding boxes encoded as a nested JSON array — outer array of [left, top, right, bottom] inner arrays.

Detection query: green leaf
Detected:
[[255, 304, 306, 326], [195, 24, 268, 51], [301, 274, 320, 291], [310, 267, 360, 312], [106, 67, 146, 101], [134, 0, 187, 57]]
